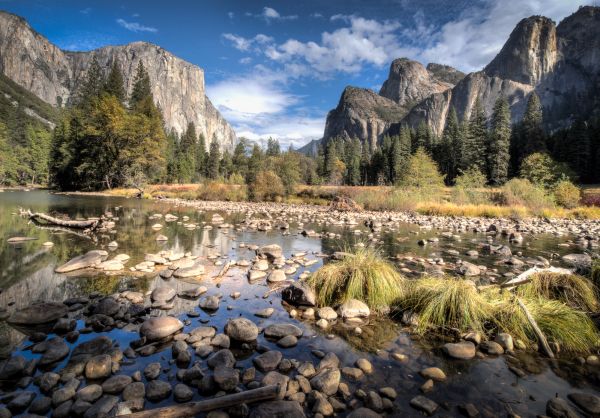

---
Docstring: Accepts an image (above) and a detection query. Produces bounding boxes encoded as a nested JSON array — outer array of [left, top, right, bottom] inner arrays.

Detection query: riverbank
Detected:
[[56, 183, 600, 220]]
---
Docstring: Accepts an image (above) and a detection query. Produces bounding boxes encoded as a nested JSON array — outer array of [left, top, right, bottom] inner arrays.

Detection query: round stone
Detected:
[[139, 317, 183, 341], [224, 318, 259, 342]]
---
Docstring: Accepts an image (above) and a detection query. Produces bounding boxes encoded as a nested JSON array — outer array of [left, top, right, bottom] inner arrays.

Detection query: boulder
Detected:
[[139, 317, 183, 341], [253, 350, 283, 372], [338, 299, 370, 319], [174, 262, 205, 278], [55, 250, 108, 273], [264, 323, 303, 339], [281, 282, 316, 306], [310, 369, 340, 396], [85, 354, 112, 379], [256, 244, 283, 261], [151, 287, 176, 303], [268, 269, 287, 283], [225, 318, 259, 342], [8, 302, 67, 326], [442, 341, 476, 360], [249, 400, 306, 418], [457, 261, 480, 276]]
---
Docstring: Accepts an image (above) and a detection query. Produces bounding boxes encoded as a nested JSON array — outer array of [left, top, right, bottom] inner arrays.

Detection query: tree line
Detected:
[[318, 93, 600, 186]]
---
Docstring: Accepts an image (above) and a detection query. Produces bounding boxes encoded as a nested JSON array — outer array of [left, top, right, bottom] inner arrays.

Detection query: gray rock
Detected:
[[249, 400, 306, 418], [151, 287, 176, 303], [207, 349, 236, 369], [8, 302, 67, 326], [277, 335, 298, 348], [253, 350, 283, 372], [347, 407, 382, 418], [281, 282, 316, 306], [83, 395, 118, 418], [213, 366, 239, 391], [0, 355, 26, 380], [268, 269, 287, 283], [146, 380, 172, 402], [225, 318, 259, 342], [144, 363, 161, 380], [28, 395, 52, 414], [338, 299, 370, 319], [173, 383, 194, 402], [38, 371, 60, 392], [139, 316, 183, 341], [55, 250, 108, 273], [123, 382, 146, 401], [442, 341, 476, 360], [34, 336, 69, 366], [410, 395, 439, 415], [546, 397, 580, 418], [199, 295, 220, 311], [101, 375, 132, 394], [568, 393, 600, 415], [264, 323, 303, 339], [7, 391, 35, 412], [77, 384, 103, 403], [174, 262, 205, 278], [310, 369, 340, 396], [457, 261, 480, 276], [85, 354, 112, 379], [256, 244, 283, 261], [495, 333, 514, 351]]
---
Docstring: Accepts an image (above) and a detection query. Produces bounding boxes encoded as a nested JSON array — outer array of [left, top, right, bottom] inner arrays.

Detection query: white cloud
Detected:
[[228, 12, 234, 19], [261, 6, 298, 22], [417, 0, 590, 72], [311, 13, 323, 19], [80, 7, 91, 15], [116, 18, 157, 33], [239, 57, 252, 64], [222, 33, 274, 52], [206, 70, 323, 147]]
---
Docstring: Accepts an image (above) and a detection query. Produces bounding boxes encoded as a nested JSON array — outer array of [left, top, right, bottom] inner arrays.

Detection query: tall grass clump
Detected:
[[306, 248, 406, 312], [514, 272, 598, 311], [491, 293, 599, 353], [501, 178, 554, 211], [452, 167, 491, 205], [397, 277, 493, 334]]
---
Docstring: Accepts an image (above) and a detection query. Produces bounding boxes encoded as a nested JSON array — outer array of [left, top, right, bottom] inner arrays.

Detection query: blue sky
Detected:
[[2, 0, 589, 148]]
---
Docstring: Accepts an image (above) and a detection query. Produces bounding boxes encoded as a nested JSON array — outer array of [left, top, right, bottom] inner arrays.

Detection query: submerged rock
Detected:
[[139, 317, 183, 341], [8, 302, 68, 326], [55, 250, 108, 273]]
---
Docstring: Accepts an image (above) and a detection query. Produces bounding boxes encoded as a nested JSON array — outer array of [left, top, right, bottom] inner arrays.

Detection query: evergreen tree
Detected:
[[195, 133, 207, 179], [345, 138, 361, 185], [246, 144, 264, 184], [391, 126, 412, 183], [521, 92, 546, 157], [129, 61, 152, 109], [177, 122, 197, 182], [266, 138, 281, 156], [439, 107, 461, 182], [488, 96, 511, 185], [207, 138, 221, 179], [220, 150, 233, 179], [462, 99, 488, 173], [104, 59, 126, 102], [563, 118, 590, 181], [78, 57, 104, 107], [414, 121, 429, 153], [232, 139, 249, 177]]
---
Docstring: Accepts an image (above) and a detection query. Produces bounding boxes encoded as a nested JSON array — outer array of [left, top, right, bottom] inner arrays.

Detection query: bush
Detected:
[[501, 178, 554, 210], [514, 272, 597, 311], [452, 166, 490, 205], [398, 148, 445, 189], [250, 170, 285, 201], [307, 248, 406, 312], [553, 180, 581, 209], [582, 193, 600, 207], [520, 153, 576, 188], [197, 181, 247, 201]]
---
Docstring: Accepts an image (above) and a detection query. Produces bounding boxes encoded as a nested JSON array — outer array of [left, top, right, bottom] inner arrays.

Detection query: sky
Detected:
[[2, 0, 591, 148]]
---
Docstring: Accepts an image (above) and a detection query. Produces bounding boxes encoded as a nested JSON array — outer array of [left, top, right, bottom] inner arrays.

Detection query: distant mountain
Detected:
[[311, 6, 600, 149], [0, 11, 236, 150]]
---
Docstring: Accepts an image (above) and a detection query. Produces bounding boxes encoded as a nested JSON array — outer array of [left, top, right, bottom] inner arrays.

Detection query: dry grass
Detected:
[[306, 248, 406, 312], [514, 272, 598, 311]]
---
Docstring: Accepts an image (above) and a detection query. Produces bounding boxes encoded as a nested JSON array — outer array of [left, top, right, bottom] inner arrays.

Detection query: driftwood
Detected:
[[501, 266, 574, 290], [516, 297, 555, 358], [119, 384, 280, 418], [213, 261, 234, 281], [27, 211, 100, 229]]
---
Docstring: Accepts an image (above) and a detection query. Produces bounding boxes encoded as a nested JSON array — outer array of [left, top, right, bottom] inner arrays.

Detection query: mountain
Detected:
[[316, 6, 600, 148], [0, 11, 236, 150]]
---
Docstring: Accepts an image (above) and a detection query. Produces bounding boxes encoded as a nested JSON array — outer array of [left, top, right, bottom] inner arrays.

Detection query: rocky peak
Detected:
[[556, 6, 600, 75], [379, 58, 456, 109], [426, 63, 465, 85], [0, 11, 236, 150], [484, 15, 558, 85]]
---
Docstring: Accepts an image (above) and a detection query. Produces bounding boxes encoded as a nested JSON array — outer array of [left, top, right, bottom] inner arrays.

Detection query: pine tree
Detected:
[[104, 59, 126, 102], [129, 61, 152, 109], [246, 144, 264, 184], [564, 118, 590, 181], [391, 126, 412, 183], [439, 107, 461, 182], [266, 138, 281, 156], [414, 121, 429, 153], [488, 96, 511, 185], [232, 139, 248, 177], [177, 122, 197, 182], [78, 57, 104, 107], [462, 99, 488, 173], [346, 138, 361, 185], [521, 92, 545, 157], [207, 138, 220, 179], [195, 133, 207, 179]]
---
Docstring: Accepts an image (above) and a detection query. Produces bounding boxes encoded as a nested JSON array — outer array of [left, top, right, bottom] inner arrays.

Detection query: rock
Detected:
[[174, 262, 205, 278], [144, 363, 161, 380], [146, 380, 172, 402], [249, 400, 306, 418], [339, 299, 370, 319], [317, 307, 338, 320], [85, 354, 112, 379], [210, 334, 230, 348], [123, 382, 146, 401], [442, 341, 476, 360], [277, 335, 298, 348], [225, 318, 259, 342], [562, 253, 592, 272], [139, 316, 183, 341], [457, 261, 480, 276], [546, 397, 580, 418], [257, 244, 283, 261], [281, 282, 316, 306], [55, 250, 108, 273], [356, 358, 373, 374], [199, 295, 220, 310], [420, 367, 446, 382], [7, 391, 35, 412], [151, 287, 176, 303], [208, 349, 236, 369], [261, 372, 290, 400], [253, 350, 283, 372], [102, 375, 132, 394], [77, 385, 103, 403], [156, 234, 168, 242], [29, 395, 52, 414], [347, 407, 382, 418], [178, 286, 207, 298], [264, 323, 303, 339], [38, 371, 60, 392], [310, 369, 340, 396], [568, 393, 600, 415], [495, 333, 514, 351], [255, 308, 274, 318], [410, 395, 439, 415], [214, 366, 239, 391], [342, 367, 364, 380], [83, 395, 119, 418], [93, 297, 120, 316], [174, 383, 194, 402], [481, 341, 504, 355], [268, 269, 287, 283], [8, 301, 67, 326], [318, 352, 340, 371], [248, 270, 267, 281], [34, 336, 69, 365]]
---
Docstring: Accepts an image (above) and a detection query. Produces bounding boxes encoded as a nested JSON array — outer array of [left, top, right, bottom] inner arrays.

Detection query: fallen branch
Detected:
[[213, 261, 234, 281], [501, 266, 574, 290], [516, 297, 555, 358], [118, 384, 280, 418], [25, 210, 100, 229]]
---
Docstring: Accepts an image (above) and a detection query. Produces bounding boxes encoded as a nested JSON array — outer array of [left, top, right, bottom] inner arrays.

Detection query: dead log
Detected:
[[213, 261, 234, 281], [118, 384, 279, 418], [26, 210, 100, 229], [516, 297, 555, 358], [501, 266, 574, 290]]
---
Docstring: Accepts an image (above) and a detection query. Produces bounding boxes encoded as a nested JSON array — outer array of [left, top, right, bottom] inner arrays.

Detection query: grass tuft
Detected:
[[514, 272, 598, 311], [306, 248, 406, 312], [397, 277, 494, 334]]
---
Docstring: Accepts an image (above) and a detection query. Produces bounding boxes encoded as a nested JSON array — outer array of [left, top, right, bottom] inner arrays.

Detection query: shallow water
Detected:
[[0, 190, 598, 417]]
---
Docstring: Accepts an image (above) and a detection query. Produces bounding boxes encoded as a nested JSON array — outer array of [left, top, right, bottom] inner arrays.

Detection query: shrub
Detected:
[[520, 153, 576, 188], [553, 180, 581, 209], [582, 193, 600, 207], [398, 148, 445, 189], [501, 178, 554, 210], [197, 181, 247, 201], [306, 248, 406, 312], [452, 166, 491, 205], [250, 170, 285, 202]]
